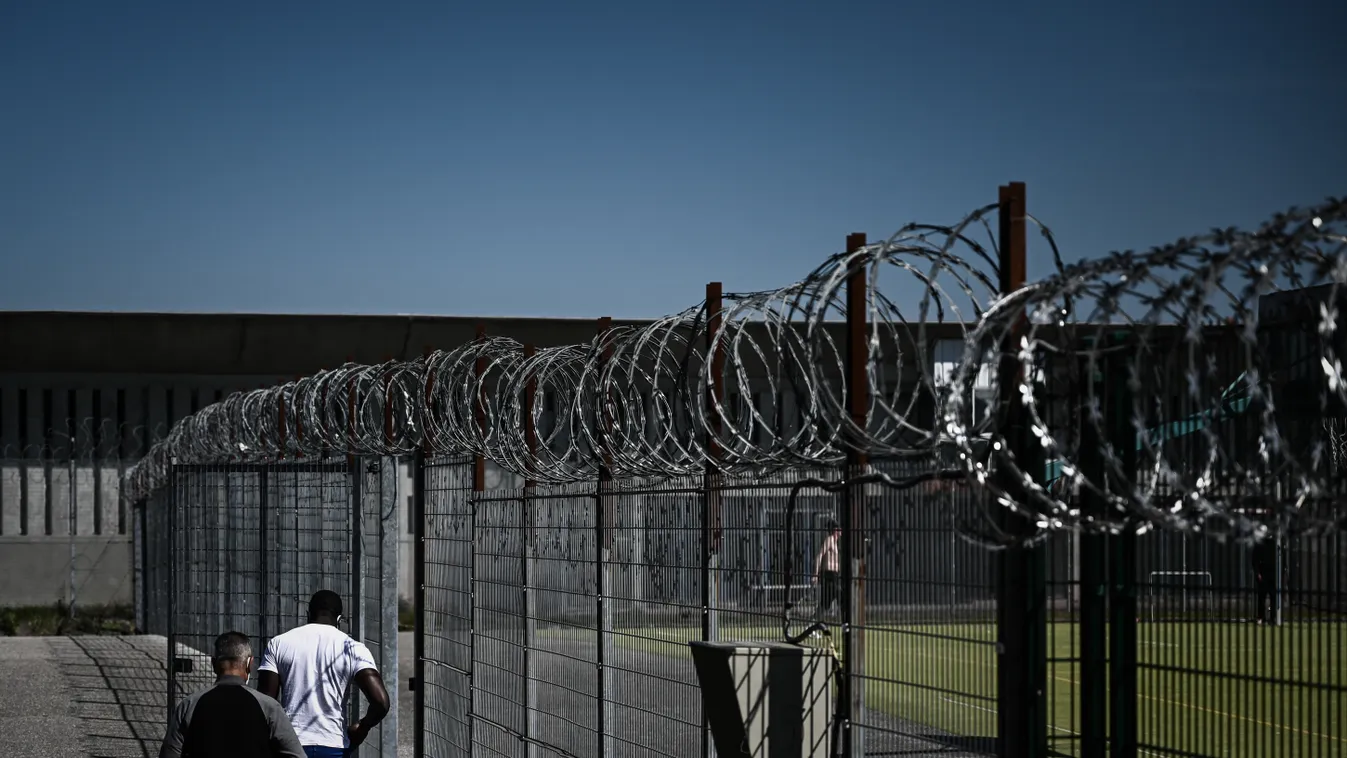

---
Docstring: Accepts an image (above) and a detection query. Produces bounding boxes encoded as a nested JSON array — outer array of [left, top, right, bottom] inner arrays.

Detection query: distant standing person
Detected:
[[159, 631, 305, 758], [1251, 539, 1280, 626], [814, 519, 842, 619], [258, 591, 391, 758]]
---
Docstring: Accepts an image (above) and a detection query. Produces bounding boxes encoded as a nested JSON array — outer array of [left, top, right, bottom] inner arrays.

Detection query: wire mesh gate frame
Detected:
[[137, 458, 401, 758]]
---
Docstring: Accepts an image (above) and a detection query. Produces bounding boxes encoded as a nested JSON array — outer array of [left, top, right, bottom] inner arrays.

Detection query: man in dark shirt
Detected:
[[159, 631, 305, 758]]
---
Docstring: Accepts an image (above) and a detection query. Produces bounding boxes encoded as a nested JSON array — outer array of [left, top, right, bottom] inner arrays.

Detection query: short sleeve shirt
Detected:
[[158, 676, 304, 758], [257, 623, 379, 748]]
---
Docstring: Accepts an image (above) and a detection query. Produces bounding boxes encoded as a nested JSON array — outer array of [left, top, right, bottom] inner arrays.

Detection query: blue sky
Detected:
[[1, 1, 1343, 318]]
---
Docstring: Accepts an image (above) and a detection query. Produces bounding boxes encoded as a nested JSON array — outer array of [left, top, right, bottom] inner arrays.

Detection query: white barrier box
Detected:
[[689, 639, 834, 758]]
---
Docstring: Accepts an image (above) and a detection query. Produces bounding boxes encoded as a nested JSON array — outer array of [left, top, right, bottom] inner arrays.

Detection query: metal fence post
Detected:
[[349, 455, 365, 747], [841, 231, 869, 758], [133, 500, 146, 633], [595, 316, 616, 758], [259, 468, 270, 648], [412, 350, 428, 758], [67, 456, 76, 618], [411, 450, 426, 758], [702, 282, 725, 758], [1077, 343, 1108, 757], [470, 326, 488, 754], [166, 464, 178, 720], [523, 343, 540, 758], [379, 455, 401, 758], [1106, 333, 1138, 757], [993, 181, 1048, 758], [221, 467, 232, 649]]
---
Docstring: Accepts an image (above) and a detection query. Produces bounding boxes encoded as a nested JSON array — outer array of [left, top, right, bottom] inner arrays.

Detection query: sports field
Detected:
[[606, 620, 1344, 757]]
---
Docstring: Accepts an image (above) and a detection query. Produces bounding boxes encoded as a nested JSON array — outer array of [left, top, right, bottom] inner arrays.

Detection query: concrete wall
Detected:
[[0, 535, 133, 606]]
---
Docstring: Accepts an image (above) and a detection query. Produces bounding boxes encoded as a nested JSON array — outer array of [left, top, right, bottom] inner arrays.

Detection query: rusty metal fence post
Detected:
[[993, 181, 1049, 758], [1077, 341, 1109, 758], [841, 231, 869, 758]]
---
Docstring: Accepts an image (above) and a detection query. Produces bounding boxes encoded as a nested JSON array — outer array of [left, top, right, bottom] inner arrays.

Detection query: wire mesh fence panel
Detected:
[[603, 478, 705, 758], [268, 465, 353, 634], [1042, 530, 1084, 758], [170, 465, 238, 701], [166, 462, 351, 699], [1133, 529, 1347, 757], [713, 469, 839, 634], [471, 482, 527, 758], [851, 460, 1000, 757], [422, 454, 476, 757], [137, 457, 398, 758], [523, 481, 601, 758]]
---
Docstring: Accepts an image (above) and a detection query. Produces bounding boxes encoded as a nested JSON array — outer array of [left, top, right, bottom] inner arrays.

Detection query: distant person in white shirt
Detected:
[[257, 590, 391, 758]]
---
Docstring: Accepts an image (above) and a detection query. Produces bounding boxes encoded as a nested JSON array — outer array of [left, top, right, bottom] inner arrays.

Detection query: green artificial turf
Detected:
[[592, 620, 1344, 757]]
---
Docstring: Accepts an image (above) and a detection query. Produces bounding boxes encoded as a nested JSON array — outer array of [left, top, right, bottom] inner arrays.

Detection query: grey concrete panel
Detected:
[[24, 388, 43, 533], [1, 465, 19, 537], [0, 385, 18, 536], [24, 465, 44, 536], [100, 464, 123, 536], [0, 536, 133, 607], [74, 389, 97, 535], [50, 464, 71, 537], [75, 464, 97, 537]]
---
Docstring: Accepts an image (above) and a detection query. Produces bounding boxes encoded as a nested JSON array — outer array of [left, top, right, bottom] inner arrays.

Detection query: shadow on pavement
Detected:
[[51, 635, 170, 758]]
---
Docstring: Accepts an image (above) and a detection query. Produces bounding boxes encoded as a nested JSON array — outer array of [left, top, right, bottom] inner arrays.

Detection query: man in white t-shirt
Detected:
[[257, 590, 391, 758]]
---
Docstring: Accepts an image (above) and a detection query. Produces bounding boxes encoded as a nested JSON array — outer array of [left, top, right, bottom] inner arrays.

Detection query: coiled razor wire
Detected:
[[124, 199, 1347, 542]]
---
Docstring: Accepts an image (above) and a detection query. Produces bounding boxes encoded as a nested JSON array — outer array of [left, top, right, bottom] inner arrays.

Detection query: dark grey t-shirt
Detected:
[[159, 676, 305, 758]]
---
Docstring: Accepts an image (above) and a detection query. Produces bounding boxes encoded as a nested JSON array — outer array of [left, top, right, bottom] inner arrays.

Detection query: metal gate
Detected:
[[139, 458, 400, 758]]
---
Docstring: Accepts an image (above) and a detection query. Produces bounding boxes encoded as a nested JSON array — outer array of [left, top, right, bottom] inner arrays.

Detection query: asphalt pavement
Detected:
[[4, 633, 415, 758], [0, 637, 87, 758]]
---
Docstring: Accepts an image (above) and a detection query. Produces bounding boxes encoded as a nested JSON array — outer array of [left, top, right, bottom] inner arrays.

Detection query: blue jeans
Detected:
[[303, 747, 349, 758]]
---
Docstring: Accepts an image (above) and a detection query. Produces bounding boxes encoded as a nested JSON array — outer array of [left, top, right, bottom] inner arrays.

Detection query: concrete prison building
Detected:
[[0, 310, 969, 610]]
